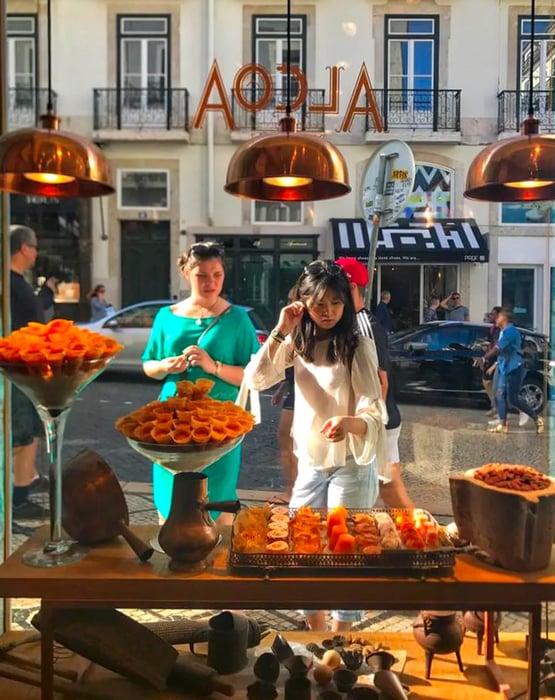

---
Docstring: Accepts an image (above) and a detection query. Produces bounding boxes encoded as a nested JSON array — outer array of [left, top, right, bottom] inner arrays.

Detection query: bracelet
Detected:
[[271, 328, 287, 342], [214, 360, 223, 376], [270, 329, 285, 344]]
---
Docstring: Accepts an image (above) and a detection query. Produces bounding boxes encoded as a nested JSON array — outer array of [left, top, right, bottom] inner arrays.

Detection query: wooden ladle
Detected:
[[62, 449, 153, 561]]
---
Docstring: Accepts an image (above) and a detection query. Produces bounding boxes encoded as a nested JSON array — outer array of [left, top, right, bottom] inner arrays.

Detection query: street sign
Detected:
[[360, 140, 416, 226]]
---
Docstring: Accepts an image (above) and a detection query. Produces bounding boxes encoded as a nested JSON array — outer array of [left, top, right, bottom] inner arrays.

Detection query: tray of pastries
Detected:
[[230, 505, 461, 575]]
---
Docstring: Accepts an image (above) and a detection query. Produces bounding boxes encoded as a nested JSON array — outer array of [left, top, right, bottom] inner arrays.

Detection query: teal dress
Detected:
[[141, 305, 260, 518]]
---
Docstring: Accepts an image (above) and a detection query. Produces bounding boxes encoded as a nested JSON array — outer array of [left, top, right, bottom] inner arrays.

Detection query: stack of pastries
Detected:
[[232, 505, 443, 555], [115, 378, 255, 446]]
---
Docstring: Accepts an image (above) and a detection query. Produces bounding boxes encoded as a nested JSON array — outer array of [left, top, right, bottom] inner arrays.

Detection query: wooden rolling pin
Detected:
[[167, 656, 235, 696]]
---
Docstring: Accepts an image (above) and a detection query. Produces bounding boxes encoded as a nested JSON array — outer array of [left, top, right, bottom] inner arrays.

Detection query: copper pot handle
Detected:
[[115, 520, 154, 561]]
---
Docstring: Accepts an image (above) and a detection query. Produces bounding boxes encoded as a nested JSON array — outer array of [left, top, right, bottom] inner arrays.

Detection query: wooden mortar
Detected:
[[449, 467, 555, 572]]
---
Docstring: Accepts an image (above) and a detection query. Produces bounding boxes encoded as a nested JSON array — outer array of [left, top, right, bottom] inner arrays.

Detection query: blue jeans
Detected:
[[495, 366, 537, 421], [290, 459, 378, 623]]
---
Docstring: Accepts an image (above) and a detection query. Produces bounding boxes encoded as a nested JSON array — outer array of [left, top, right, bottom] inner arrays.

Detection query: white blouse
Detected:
[[244, 335, 389, 471]]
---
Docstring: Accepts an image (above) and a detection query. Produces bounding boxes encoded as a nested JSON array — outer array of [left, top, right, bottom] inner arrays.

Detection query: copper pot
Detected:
[[158, 472, 239, 572]]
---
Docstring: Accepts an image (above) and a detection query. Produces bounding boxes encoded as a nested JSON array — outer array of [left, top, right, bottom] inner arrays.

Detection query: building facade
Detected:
[[4, 0, 553, 332]]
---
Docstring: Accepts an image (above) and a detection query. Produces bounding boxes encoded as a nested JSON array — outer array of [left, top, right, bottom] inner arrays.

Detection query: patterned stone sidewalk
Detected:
[[9, 483, 544, 636]]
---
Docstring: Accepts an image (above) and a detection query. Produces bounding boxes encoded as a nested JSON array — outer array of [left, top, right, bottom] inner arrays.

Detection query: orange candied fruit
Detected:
[[0, 320, 123, 366]]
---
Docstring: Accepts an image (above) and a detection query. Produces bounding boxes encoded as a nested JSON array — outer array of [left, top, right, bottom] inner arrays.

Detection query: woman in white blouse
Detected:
[[244, 260, 388, 632]]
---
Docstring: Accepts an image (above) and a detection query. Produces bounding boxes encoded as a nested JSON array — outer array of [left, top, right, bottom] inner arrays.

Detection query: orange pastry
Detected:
[[333, 533, 356, 554], [266, 540, 289, 553]]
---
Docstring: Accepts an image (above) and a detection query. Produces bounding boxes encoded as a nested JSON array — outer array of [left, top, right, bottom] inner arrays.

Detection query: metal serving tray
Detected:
[[229, 508, 458, 576]]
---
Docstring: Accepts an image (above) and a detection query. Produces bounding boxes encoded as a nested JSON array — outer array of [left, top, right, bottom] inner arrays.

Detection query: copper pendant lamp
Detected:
[[465, 0, 555, 202], [224, 0, 350, 202], [0, 0, 114, 198]]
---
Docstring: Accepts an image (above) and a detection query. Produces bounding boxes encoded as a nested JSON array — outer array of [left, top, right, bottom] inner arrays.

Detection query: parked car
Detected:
[[388, 321, 550, 413], [79, 300, 269, 372]]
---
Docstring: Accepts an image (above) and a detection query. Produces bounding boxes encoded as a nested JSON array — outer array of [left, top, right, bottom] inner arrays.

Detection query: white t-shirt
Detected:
[[244, 335, 389, 470]]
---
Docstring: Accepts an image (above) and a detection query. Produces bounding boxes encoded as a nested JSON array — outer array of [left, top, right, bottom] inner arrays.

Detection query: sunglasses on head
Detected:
[[189, 243, 224, 258], [304, 260, 342, 276]]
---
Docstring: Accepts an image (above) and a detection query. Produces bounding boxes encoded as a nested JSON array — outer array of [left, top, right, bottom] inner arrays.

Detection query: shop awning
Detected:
[[331, 218, 489, 263]]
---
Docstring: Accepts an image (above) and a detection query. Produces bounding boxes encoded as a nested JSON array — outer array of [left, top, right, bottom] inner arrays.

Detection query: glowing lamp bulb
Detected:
[[263, 175, 313, 188], [24, 172, 75, 184], [505, 179, 555, 189]]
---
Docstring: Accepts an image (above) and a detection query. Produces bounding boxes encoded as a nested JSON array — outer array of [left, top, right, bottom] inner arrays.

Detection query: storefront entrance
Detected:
[[373, 264, 459, 330], [194, 234, 318, 329]]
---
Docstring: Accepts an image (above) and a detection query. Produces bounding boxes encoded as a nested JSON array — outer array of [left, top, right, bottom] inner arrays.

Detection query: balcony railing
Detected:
[[231, 87, 326, 131], [365, 89, 461, 132], [498, 90, 555, 133], [93, 88, 190, 131], [7, 88, 57, 130]]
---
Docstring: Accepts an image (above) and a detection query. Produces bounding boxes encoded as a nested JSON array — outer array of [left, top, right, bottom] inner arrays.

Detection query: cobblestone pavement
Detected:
[[9, 374, 555, 635]]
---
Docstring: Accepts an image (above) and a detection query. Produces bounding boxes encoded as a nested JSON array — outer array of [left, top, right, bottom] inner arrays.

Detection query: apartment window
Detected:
[[252, 201, 303, 224], [117, 170, 169, 209], [385, 15, 439, 115], [118, 15, 169, 127], [7, 15, 36, 96], [405, 163, 452, 221], [518, 15, 555, 92], [253, 15, 305, 92]]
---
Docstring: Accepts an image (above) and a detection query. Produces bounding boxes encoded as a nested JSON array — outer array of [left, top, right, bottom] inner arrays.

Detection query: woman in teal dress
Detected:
[[142, 242, 260, 521]]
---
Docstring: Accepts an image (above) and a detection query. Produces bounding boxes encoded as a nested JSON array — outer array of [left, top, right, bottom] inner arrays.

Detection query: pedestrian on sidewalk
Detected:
[[245, 260, 388, 632], [480, 308, 544, 434], [336, 257, 414, 509]]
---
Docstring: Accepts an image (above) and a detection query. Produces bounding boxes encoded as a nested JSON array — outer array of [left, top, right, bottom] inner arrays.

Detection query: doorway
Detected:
[[121, 221, 170, 307]]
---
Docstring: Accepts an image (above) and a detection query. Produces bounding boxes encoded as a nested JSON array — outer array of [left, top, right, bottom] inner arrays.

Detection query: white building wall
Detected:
[[8, 0, 553, 331]]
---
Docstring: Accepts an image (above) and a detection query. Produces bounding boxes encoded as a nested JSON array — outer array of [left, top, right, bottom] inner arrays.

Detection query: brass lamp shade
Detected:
[[464, 117, 555, 202], [0, 114, 114, 198], [224, 118, 350, 202]]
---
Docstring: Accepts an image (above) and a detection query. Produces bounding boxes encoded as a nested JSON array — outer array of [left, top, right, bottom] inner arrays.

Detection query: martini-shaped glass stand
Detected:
[[1, 356, 116, 567], [126, 435, 244, 557]]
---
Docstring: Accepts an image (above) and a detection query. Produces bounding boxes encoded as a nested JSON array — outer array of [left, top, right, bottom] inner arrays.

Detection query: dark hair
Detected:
[[429, 295, 440, 303], [87, 284, 106, 300], [491, 305, 502, 314], [291, 262, 358, 365], [178, 241, 225, 271], [9, 224, 36, 255], [499, 307, 515, 323]]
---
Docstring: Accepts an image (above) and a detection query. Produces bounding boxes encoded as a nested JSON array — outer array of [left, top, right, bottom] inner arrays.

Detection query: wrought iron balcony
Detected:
[[365, 89, 461, 132], [231, 87, 325, 132], [7, 88, 57, 130], [93, 88, 190, 131], [498, 90, 555, 133]]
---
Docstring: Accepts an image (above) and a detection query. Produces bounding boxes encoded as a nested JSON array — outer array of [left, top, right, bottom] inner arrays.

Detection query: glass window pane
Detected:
[[121, 18, 167, 34], [388, 18, 434, 35], [123, 40, 142, 73], [413, 41, 433, 76], [280, 236, 315, 250], [147, 40, 166, 76], [501, 268, 535, 330], [255, 17, 303, 35], [500, 202, 555, 224], [253, 202, 302, 223], [119, 171, 169, 208], [7, 16, 35, 34]]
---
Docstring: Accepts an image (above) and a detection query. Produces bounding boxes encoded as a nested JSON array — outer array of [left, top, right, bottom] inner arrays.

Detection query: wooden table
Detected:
[[0, 525, 553, 700]]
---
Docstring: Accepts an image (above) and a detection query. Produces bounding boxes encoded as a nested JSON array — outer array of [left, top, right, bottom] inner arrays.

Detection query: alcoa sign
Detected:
[[192, 60, 384, 133]]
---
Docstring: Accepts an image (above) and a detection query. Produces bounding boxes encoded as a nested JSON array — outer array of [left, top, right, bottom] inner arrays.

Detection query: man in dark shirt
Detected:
[[375, 290, 394, 333], [335, 258, 414, 508], [9, 225, 47, 518]]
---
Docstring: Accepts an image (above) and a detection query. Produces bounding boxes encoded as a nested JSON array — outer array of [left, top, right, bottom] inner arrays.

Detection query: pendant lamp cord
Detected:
[[528, 0, 536, 118], [46, 0, 53, 111], [286, 0, 291, 117]]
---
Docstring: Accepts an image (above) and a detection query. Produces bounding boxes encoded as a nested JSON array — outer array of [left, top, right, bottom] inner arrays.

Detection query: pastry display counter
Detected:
[[0, 525, 553, 700]]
